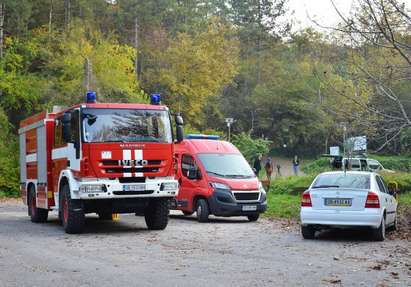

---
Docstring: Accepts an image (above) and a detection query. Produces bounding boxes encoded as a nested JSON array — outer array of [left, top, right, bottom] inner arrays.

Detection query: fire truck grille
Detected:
[[113, 190, 154, 195], [102, 160, 162, 166], [104, 167, 159, 174], [233, 192, 260, 202]]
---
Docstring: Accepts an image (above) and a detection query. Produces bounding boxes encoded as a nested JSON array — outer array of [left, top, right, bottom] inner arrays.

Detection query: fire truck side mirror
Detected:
[[61, 112, 71, 143], [175, 115, 184, 143]]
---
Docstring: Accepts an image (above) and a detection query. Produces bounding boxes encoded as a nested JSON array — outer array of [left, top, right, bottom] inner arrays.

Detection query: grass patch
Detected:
[[264, 193, 300, 219]]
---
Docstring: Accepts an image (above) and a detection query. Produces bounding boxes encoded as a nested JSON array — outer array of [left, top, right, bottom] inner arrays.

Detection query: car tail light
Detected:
[[365, 192, 380, 208], [301, 191, 312, 207]]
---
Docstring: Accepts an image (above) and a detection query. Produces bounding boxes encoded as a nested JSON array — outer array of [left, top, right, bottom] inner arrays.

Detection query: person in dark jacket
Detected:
[[292, 155, 300, 176], [253, 154, 262, 177], [265, 157, 273, 180]]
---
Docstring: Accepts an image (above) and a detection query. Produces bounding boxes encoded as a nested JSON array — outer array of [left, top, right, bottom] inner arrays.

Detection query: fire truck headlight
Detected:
[[80, 184, 105, 193], [160, 182, 178, 191]]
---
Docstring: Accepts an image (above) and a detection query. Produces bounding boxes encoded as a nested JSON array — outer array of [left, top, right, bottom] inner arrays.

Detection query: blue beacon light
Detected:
[[86, 91, 97, 103], [150, 93, 161, 105]]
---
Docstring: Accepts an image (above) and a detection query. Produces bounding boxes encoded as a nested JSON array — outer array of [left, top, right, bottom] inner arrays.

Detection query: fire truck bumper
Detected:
[[75, 178, 179, 200]]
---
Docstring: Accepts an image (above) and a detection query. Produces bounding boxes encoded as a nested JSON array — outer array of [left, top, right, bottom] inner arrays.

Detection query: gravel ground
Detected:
[[0, 200, 410, 287]]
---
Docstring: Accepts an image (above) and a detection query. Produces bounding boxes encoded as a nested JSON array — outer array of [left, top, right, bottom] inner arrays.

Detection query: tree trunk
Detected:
[[48, 0, 53, 36], [0, 2, 4, 59], [134, 16, 139, 81], [64, 0, 71, 30]]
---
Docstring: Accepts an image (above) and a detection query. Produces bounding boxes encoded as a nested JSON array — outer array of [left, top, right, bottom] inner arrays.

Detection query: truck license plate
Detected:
[[242, 205, 257, 211], [324, 198, 352, 207], [123, 184, 145, 192]]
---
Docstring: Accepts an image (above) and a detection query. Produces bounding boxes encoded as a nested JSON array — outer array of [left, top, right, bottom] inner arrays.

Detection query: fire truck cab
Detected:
[[173, 135, 267, 222], [19, 93, 183, 233]]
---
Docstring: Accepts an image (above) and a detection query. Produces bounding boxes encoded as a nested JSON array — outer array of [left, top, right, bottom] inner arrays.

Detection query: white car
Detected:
[[300, 171, 397, 241]]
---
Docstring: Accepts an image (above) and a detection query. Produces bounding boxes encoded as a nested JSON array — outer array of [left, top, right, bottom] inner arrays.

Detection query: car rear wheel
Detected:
[[301, 225, 315, 239], [28, 188, 48, 223], [371, 217, 385, 241], [247, 214, 260, 222], [196, 199, 209, 223]]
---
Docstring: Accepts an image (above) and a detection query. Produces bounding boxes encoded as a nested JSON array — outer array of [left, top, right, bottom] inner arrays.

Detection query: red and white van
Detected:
[[173, 135, 267, 222]]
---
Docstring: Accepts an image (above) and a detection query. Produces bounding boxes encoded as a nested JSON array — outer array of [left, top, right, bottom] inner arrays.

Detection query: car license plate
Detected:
[[123, 184, 145, 192], [324, 198, 352, 207], [242, 205, 257, 211]]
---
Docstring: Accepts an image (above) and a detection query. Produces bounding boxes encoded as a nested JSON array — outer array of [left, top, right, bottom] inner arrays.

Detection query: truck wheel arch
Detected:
[[57, 170, 80, 200]]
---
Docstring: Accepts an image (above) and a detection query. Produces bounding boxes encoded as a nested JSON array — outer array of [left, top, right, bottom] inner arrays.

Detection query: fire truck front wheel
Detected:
[[28, 187, 48, 223], [144, 198, 169, 230], [60, 184, 85, 234]]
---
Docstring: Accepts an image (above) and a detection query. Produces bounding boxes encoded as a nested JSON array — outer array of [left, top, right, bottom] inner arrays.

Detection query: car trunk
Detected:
[[310, 188, 369, 211]]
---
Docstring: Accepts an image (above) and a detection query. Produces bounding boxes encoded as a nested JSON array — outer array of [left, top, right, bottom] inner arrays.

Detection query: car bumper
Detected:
[[74, 178, 179, 200], [300, 208, 382, 228], [207, 190, 267, 217]]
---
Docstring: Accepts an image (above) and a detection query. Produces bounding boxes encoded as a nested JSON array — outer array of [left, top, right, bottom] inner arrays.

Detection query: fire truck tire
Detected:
[[98, 212, 113, 220], [28, 188, 48, 223], [196, 198, 209, 223], [144, 198, 169, 230], [61, 184, 85, 234]]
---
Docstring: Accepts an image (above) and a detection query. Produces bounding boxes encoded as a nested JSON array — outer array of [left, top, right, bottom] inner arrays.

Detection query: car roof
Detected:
[[175, 139, 240, 154]]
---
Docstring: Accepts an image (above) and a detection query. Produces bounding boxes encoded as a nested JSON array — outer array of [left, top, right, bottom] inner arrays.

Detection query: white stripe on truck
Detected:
[[123, 149, 132, 177]]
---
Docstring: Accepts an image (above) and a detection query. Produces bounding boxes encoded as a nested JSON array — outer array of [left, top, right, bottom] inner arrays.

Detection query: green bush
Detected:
[[0, 109, 20, 197], [269, 175, 315, 195], [371, 155, 411, 173], [381, 172, 411, 193], [231, 132, 272, 163], [301, 158, 331, 174]]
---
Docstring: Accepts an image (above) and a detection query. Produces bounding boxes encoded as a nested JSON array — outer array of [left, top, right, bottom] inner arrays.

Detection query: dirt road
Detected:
[[0, 200, 410, 287]]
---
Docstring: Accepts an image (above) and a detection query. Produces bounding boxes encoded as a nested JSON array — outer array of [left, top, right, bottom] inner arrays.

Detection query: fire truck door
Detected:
[[36, 125, 48, 209]]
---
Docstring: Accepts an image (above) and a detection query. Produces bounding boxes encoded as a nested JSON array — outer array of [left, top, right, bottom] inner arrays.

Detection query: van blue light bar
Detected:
[[186, 134, 220, 140]]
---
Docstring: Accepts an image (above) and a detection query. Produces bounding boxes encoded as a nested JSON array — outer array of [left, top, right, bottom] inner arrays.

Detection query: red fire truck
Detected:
[[19, 92, 184, 233]]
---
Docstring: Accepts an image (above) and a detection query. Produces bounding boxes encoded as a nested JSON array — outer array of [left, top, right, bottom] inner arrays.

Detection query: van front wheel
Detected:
[[196, 199, 209, 223]]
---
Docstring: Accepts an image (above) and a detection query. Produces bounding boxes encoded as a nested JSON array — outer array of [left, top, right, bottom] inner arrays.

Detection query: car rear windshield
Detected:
[[312, 174, 370, 189]]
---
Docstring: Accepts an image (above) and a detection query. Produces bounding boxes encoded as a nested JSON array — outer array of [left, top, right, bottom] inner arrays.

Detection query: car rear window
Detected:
[[312, 174, 370, 189]]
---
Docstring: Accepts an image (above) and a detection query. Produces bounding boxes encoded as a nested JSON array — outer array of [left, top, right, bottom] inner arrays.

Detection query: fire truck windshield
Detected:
[[82, 108, 172, 143]]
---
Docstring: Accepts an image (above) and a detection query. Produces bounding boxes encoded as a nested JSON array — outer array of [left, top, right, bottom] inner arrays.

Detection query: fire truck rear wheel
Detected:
[[61, 184, 85, 234], [144, 198, 169, 230], [28, 188, 48, 223], [196, 198, 209, 223]]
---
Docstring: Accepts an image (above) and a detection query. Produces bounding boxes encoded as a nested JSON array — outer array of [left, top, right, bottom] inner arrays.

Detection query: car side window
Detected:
[[181, 155, 198, 179], [376, 176, 387, 193]]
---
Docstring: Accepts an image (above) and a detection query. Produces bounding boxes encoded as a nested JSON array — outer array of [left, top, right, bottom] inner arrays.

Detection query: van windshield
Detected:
[[197, 153, 255, 179], [82, 108, 172, 143]]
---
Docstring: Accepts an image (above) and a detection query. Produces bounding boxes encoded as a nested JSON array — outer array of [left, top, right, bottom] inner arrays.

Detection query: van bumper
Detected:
[[207, 190, 267, 217]]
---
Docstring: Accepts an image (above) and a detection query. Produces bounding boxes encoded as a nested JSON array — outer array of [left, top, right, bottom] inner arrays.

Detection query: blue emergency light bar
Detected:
[[86, 91, 97, 103], [186, 134, 220, 140], [150, 93, 161, 105]]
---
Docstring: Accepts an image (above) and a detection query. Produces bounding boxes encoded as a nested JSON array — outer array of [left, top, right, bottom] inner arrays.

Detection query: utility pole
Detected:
[[225, 118, 234, 142]]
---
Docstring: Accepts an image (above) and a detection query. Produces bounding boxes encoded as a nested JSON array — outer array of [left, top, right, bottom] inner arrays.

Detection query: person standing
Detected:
[[292, 155, 300, 176], [265, 157, 273, 180], [253, 154, 262, 177]]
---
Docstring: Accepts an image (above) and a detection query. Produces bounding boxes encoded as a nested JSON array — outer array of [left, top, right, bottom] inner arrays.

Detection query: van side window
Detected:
[[181, 155, 196, 179]]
